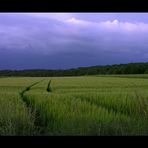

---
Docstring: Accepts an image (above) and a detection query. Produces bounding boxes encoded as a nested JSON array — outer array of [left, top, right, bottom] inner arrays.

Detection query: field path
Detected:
[[19, 78, 54, 134], [20, 79, 45, 97], [19, 79, 47, 134], [47, 79, 52, 92]]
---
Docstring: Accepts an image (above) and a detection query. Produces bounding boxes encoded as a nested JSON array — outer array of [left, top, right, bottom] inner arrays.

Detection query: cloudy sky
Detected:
[[0, 13, 148, 70]]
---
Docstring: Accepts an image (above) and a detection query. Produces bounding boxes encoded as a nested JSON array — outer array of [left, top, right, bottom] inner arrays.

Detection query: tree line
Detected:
[[1, 62, 148, 77]]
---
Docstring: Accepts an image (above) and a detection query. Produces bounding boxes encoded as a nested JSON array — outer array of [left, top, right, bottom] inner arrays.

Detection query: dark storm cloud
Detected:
[[0, 13, 148, 69]]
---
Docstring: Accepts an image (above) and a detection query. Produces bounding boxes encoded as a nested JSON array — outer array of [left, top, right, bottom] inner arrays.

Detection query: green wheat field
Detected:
[[0, 76, 148, 136]]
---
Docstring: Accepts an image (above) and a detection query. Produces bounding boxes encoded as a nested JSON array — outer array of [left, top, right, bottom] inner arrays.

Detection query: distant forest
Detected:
[[1, 62, 148, 77]]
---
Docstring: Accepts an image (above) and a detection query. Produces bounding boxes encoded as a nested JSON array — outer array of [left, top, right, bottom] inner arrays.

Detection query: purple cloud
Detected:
[[0, 13, 148, 69]]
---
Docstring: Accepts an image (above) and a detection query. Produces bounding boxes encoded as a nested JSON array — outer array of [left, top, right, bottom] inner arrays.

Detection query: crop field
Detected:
[[0, 76, 148, 135]]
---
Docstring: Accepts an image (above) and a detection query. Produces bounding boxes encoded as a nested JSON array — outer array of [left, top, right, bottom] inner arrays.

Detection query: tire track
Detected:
[[20, 79, 45, 97], [19, 79, 46, 134], [47, 79, 52, 92]]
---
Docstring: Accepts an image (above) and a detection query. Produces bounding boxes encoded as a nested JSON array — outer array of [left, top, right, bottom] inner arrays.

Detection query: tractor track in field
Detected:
[[47, 79, 52, 92], [19, 78, 53, 135], [19, 78, 47, 134], [20, 79, 45, 98]]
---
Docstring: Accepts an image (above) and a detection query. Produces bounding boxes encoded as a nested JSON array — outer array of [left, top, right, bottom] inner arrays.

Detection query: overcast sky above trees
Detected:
[[0, 13, 148, 69]]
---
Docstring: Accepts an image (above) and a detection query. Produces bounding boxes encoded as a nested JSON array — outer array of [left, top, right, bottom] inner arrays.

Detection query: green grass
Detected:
[[0, 76, 148, 135], [0, 77, 44, 135]]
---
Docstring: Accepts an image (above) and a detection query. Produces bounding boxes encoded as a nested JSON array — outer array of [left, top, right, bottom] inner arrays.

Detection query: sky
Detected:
[[0, 13, 148, 70]]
